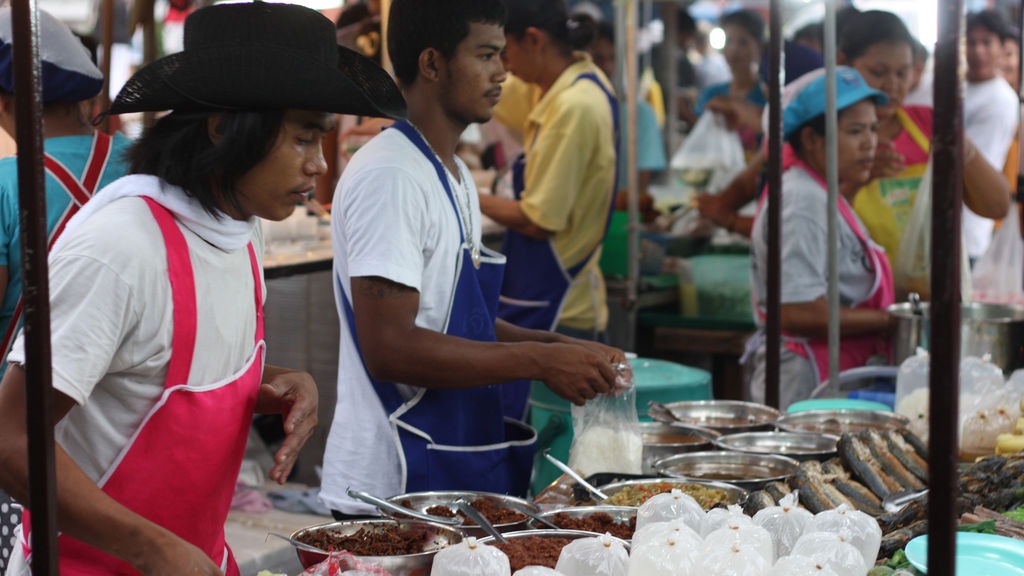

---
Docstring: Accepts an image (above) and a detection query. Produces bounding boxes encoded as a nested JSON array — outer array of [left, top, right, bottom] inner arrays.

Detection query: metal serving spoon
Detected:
[[882, 488, 929, 513], [266, 532, 328, 554], [455, 499, 508, 544], [543, 450, 608, 501], [346, 488, 461, 525], [646, 401, 722, 439]]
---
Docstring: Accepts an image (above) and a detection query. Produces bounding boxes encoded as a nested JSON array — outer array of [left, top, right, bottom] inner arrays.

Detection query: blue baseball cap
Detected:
[[0, 8, 103, 103], [783, 66, 888, 137]]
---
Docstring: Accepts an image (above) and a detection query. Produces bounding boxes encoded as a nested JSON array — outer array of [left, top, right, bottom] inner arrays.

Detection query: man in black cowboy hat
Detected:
[[0, 3, 404, 574], [321, 0, 623, 518]]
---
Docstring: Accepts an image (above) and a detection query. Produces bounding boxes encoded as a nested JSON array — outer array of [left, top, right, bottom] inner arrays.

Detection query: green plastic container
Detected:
[[528, 357, 712, 494], [688, 254, 753, 322], [600, 211, 630, 277], [786, 398, 893, 414]]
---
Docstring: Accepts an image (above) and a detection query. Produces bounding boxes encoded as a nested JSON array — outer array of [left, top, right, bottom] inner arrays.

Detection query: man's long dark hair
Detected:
[[127, 110, 284, 217]]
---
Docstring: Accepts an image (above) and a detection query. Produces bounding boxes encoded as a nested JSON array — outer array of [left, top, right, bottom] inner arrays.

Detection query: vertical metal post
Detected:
[[11, 0, 58, 574], [764, 0, 784, 409], [824, 1, 840, 387], [928, 0, 964, 575], [624, 0, 639, 351], [99, 0, 113, 133]]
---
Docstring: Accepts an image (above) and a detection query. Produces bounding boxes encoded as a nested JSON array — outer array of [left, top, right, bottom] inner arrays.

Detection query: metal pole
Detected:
[[11, 0, 58, 573], [824, 1, 840, 387], [928, 0, 964, 574], [99, 0, 113, 133], [764, 0, 783, 409], [621, 0, 640, 351]]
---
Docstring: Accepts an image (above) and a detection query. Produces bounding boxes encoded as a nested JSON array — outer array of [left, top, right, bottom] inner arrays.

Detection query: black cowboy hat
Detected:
[[107, 1, 405, 119]]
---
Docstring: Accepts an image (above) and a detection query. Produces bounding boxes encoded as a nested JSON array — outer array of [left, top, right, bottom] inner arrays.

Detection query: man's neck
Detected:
[[404, 91, 466, 177]]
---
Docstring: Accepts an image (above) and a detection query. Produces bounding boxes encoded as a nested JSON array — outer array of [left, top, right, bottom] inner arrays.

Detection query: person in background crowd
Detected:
[[675, 8, 701, 127], [964, 10, 1019, 264], [903, 37, 933, 107], [0, 3, 404, 573], [0, 10, 132, 380], [695, 9, 766, 158], [1002, 25, 1021, 95], [321, 0, 623, 518], [588, 19, 666, 222], [335, 0, 383, 65], [748, 68, 891, 410], [845, 10, 1010, 271], [793, 21, 824, 55], [484, 1, 618, 347]]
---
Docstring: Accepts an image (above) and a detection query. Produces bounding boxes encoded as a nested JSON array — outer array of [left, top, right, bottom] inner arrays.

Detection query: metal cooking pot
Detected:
[[888, 301, 1024, 374]]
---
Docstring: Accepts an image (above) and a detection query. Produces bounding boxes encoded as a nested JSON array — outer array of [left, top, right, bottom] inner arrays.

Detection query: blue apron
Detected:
[[497, 72, 620, 419], [337, 120, 536, 496]]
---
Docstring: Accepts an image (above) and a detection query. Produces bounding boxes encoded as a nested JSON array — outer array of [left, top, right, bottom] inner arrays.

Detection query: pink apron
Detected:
[[0, 133, 113, 357], [755, 158, 895, 384], [19, 197, 264, 575]]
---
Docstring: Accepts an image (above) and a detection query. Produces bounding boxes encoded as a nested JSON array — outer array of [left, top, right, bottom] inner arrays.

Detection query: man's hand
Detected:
[[696, 192, 734, 228], [255, 366, 318, 484], [135, 528, 224, 576], [705, 96, 764, 134], [535, 342, 619, 405]]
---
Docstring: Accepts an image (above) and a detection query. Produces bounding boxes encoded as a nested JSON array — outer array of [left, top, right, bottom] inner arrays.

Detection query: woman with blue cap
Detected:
[[747, 67, 894, 409]]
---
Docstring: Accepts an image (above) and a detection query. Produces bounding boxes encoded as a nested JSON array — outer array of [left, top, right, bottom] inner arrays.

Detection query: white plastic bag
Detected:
[[300, 552, 392, 575], [627, 530, 701, 576], [789, 531, 867, 576], [802, 504, 881, 567], [554, 534, 630, 576], [635, 489, 706, 534], [752, 491, 813, 558], [568, 363, 642, 477], [894, 349, 931, 444], [893, 158, 973, 300], [703, 507, 774, 565], [697, 540, 772, 576], [431, 537, 511, 576], [973, 202, 1024, 304], [702, 504, 752, 537], [513, 568, 565, 576], [767, 556, 840, 576], [631, 518, 703, 552]]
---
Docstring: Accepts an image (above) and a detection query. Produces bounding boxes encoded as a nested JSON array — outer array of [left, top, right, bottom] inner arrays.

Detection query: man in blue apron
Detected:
[[321, 0, 625, 519]]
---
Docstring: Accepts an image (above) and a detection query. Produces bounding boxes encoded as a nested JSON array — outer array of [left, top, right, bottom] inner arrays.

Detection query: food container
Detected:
[[596, 478, 747, 509], [888, 301, 1024, 374], [383, 491, 537, 537], [640, 421, 717, 474], [532, 506, 637, 542], [714, 431, 840, 462], [289, 519, 463, 574], [775, 409, 909, 434], [654, 400, 780, 433], [654, 451, 799, 491], [477, 529, 630, 572]]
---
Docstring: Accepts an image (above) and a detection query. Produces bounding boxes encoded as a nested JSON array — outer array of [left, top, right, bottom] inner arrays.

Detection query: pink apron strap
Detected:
[[246, 243, 264, 344]]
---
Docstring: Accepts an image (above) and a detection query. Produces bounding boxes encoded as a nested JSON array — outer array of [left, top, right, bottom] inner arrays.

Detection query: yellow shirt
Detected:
[[494, 54, 617, 331]]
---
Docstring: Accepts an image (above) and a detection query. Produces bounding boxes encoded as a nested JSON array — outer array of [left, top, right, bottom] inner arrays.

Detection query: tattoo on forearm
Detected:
[[357, 276, 413, 300]]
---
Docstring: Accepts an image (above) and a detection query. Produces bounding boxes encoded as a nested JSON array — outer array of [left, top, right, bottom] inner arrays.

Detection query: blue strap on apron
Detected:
[[337, 120, 535, 495], [496, 72, 620, 419]]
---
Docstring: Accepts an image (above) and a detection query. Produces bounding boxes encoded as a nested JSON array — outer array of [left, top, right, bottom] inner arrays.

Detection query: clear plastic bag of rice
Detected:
[[631, 517, 703, 552], [431, 537, 511, 576], [752, 490, 813, 558], [788, 531, 867, 576], [554, 533, 629, 576], [513, 568, 565, 576], [703, 511, 774, 565], [568, 362, 642, 477], [767, 555, 840, 576], [636, 488, 706, 534], [803, 504, 881, 567], [627, 529, 702, 576], [697, 540, 771, 576], [702, 504, 751, 537]]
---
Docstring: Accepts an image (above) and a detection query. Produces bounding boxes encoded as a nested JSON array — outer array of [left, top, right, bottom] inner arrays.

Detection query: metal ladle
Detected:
[[455, 499, 508, 544], [646, 401, 722, 439], [542, 450, 608, 501], [346, 488, 461, 525], [266, 532, 328, 554]]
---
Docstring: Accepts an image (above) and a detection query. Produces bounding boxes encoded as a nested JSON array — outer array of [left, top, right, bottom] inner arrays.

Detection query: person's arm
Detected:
[[779, 298, 892, 340], [962, 137, 1012, 219], [0, 366, 223, 575], [696, 148, 765, 236], [350, 276, 617, 405], [477, 193, 553, 239], [254, 364, 318, 484]]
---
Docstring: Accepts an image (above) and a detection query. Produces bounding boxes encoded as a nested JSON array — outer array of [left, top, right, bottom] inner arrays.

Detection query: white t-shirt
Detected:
[[963, 76, 1019, 258], [7, 189, 263, 482], [320, 128, 482, 516]]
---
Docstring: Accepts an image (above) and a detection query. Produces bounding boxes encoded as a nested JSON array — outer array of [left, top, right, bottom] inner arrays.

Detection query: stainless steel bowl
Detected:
[[654, 451, 799, 491], [640, 422, 717, 474], [477, 529, 630, 570], [533, 506, 637, 541], [597, 477, 747, 509], [775, 409, 909, 434], [655, 400, 780, 433], [290, 519, 463, 574], [383, 491, 537, 537], [714, 431, 840, 462]]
